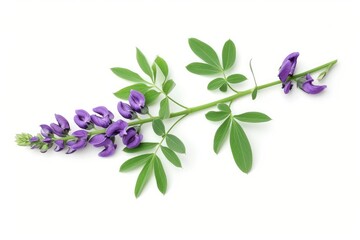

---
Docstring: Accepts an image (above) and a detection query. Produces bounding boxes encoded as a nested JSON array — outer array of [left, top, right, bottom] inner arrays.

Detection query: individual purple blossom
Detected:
[[40, 124, 53, 137], [74, 109, 93, 129], [298, 74, 327, 94], [50, 114, 70, 137], [66, 130, 88, 154], [106, 120, 128, 138], [118, 102, 137, 119], [282, 81, 293, 94], [90, 106, 114, 128], [54, 140, 65, 152], [89, 134, 117, 157], [122, 127, 143, 149], [129, 90, 148, 114], [278, 52, 299, 83]]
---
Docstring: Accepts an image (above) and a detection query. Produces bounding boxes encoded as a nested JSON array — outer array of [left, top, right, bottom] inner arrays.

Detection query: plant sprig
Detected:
[[16, 37, 338, 197]]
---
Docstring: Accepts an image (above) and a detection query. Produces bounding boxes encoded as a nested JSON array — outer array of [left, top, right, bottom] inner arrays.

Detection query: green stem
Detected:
[[52, 60, 337, 141], [154, 114, 188, 154]]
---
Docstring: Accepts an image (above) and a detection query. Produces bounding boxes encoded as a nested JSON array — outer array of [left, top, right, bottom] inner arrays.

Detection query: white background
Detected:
[[1, 0, 359, 239]]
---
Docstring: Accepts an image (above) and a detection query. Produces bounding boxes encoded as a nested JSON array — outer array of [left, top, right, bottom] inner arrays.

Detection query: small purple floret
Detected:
[[118, 102, 137, 119], [40, 124, 53, 137], [90, 106, 114, 128], [122, 127, 143, 149], [299, 74, 327, 94], [66, 130, 88, 154], [106, 120, 128, 138], [74, 109, 93, 129], [278, 52, 299, 83], [129, 90, 148, 114], [54, 140, 64, 152], [51, 114, 70, 137]]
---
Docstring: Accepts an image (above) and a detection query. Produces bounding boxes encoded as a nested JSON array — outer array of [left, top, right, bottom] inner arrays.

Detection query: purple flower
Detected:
[[50, 114, 70, 137], [282, 81, 293, 94], [54, 140, 65, 152], [122, 127, 143, 149], [298, 74, 327, 94], [106, 120, 128, 138], [40, 124, 53, 137], [117, 102, 137, 119], [74, 109, 93, 129], [278, 52, 299, 83], [90, 134, 117, 157], [129, 90, 148, 114], [90, 106, 114, 128], [30, 136, 39, 143], [66, 130, 88, 154]]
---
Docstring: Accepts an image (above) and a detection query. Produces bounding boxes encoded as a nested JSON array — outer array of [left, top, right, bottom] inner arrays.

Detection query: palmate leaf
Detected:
[[163, 80, 176, 95], [230, 120, 252, 173], [213, 117, 231, 154], [188, 38, 221, 68], [136, 48, 153, 80], [233, 112, 271, 123], [155, 56, 169, 79], [113, 83, 150, 100], [227, 74, 247, 84], [152, 119, 166, 136], [222, 39, 236, 70], [186, 62, 221, 75], [144, 90, 161, 104], [120, 154, 153, 172], [161, 146, 182, 168], [166, 134, 186, 153], [207, 78, 226, 90], [123, 143, 158, 153], [111, 67, 147, 83], [205, 111, 229, 121], [134, 157, 154, 198], [159, 98, 170, 119], [154, 155, 167, 194], [217, 103, 231, 113], [219, 83, 228, 92]]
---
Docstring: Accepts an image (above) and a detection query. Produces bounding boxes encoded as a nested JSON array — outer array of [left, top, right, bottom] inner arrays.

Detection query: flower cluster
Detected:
[[278, 52, 327, 94], [16, 90, 147, 157]]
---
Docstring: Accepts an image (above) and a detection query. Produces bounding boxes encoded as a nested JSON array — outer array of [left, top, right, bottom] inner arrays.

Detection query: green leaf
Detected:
[[205, 111, 229, 121], [159, 98, 170, 119], [222, 39, 236, 70], [151, 63, 157, 82], [152, 119, 166, 136], [144, 90, 161, 104], [213, 117, 231, 154], [219, 83, 228, 92], [186, 62, 221, 75], [154, 155, 167, 194], [160, 146, 182, 168], [166, 134, 186, 153], [252, 87, 258, 100], [233, 112, 271, 123], [207, 78, 226, 90], [111, 67, 147, 83], [136, 48, 153, 80], [227, 74, 247, 84], [123, 143, 158, 153], [134, 157, 154, 198], [113, 84, 150, 100], [230, 120, 252, 173], [120, 154, 153, 172], [188, 38, 221, 68], [163, 80, 176, 95], [217, 103, 231, 113], [155, 56, 169, 79]]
